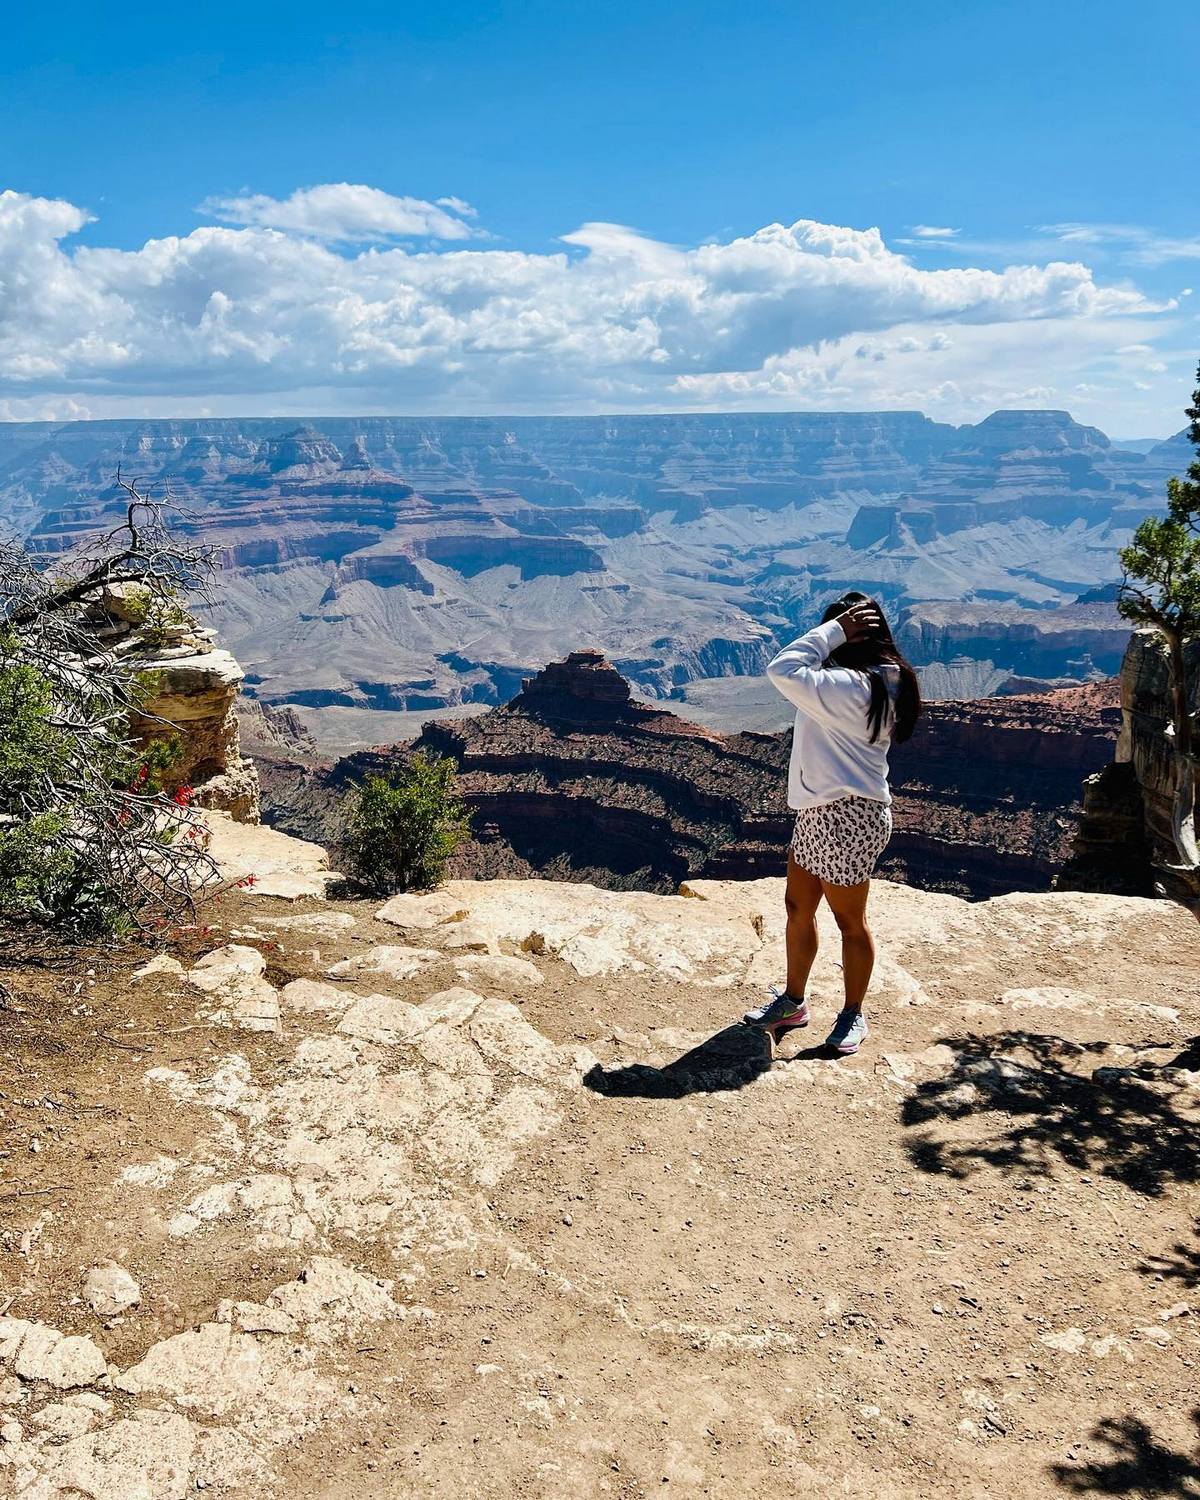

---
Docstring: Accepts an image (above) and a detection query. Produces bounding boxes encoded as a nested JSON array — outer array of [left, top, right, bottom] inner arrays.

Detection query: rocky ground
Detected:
[[0, 815, 1197, 1498]]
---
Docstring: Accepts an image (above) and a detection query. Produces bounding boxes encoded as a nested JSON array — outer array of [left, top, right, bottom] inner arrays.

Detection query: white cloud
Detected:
[[1039, 221, 1200, 266], [911, 225, 960, 239], [199, 183, 477, 242], [0, 187, 1179, 429]]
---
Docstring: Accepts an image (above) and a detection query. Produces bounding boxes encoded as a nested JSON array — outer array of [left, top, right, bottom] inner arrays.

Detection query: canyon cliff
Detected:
[[0, 412, 1182, 747], [1060, 627, 1200, 897], [260, 652, 1119, 900]]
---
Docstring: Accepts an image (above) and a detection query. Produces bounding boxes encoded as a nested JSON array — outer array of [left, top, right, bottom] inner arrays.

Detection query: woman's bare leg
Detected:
[[785, 855, 823, 998], [820, 878, 874, 1010]]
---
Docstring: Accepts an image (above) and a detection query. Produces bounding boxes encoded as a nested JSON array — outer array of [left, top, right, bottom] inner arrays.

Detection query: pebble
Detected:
[[83, 1262, 141, 1319]]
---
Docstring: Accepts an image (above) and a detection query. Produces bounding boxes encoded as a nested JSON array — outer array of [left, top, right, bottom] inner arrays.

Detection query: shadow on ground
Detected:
[[1050, 1410, 1200, 1496], [1141, 1219, 1200, 1287], [584, 1024, 842, 1098], [901, 1030, 1200, 1197]]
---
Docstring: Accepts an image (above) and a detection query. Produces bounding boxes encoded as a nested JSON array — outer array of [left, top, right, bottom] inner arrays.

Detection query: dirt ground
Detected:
[[0, 866, 1198, 1499]]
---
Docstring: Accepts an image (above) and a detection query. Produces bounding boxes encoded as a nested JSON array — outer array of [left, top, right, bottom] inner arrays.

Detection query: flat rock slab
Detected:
[[83, 1262, 141, 1319], [204, 810, 334, 900], [328, 945, 443, 983], [452, 953, 544, 988], [281, 978, 360, 1014], [376, 891, 471, 929], [0, 1319, 108, 1389], [259, 912, 359, 936], [186, 945, 281, 1032]]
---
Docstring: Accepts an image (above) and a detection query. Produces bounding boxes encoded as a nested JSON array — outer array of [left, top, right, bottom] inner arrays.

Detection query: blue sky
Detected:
[[2, 0, 1197, 432]]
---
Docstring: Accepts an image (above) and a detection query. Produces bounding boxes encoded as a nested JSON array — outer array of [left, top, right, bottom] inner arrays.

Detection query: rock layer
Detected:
[[262, 655, 1120, 899], [0, 412, 1184, 739]]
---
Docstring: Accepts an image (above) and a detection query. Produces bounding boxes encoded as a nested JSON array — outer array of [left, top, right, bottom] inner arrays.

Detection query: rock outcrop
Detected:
[[81, 584, 261, 823], [261, 654, 1120, 899], [1060, 628, 1200, 895]]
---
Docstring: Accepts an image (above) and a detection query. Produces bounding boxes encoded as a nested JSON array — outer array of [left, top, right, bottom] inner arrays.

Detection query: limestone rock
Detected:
[[10, 1409, 196, 1499], [376, 890, 470, 929], [186, 945, 280, 1032], [452, 953, 544, 988], [203, 811, 333, 900], [328, 945, 442, 982], [0, 1318, 108, 1389], [187, 944, 267, 990], [259, 912, 358, 935], [131, 953, 185, 981], [83, 1262, 141, 1319], [266, 1257, 398, 1329], [129, 647, 260, 824], [281, 978, 359, 1014], [1061, 628, 1199, 897], [214, 1300, 298, 1336]]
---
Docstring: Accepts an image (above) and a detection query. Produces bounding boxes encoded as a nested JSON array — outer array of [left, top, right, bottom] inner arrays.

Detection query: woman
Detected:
[[742, 592, 921, 1054]]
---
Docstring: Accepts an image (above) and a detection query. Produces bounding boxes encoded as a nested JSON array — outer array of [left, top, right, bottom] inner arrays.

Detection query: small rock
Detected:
[[132, 954, 185, 980], [83, 1261, 141, 1318]]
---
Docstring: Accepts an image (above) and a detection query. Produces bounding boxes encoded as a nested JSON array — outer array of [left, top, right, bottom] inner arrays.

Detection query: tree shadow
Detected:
[[1050, 1410, 1200, 1496], [901, 1030, 1200, 1197], [583, 1024, 841, 1098], [1141, 1219, 1200, 1287]]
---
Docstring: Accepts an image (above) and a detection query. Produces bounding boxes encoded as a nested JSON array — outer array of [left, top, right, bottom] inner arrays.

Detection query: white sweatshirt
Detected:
[[766, 618, 897, 809]]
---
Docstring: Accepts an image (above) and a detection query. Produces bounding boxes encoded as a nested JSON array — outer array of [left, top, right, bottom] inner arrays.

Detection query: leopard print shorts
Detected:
[[789, 795, 892, 887]]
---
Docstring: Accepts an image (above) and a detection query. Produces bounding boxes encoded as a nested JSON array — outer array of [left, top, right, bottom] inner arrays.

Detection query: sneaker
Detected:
[[743, 991, 810, 1031], [825, 1009, 868, 1054]]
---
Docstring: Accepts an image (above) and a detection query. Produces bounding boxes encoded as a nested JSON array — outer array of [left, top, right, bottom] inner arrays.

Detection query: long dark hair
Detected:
[[820, 591, 922, 744]]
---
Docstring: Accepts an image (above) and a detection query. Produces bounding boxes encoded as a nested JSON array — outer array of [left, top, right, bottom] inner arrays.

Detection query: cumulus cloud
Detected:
[[670, 311, 1179, 430], [199, 183, 478, 241], [0, 187, 1177, 424]]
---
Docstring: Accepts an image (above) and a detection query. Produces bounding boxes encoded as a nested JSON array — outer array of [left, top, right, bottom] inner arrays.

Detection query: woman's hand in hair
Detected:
[[838, 601, 883, 642]]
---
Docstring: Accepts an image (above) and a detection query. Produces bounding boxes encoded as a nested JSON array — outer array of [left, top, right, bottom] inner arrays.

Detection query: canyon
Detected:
[[0, 411, 1186, 749], [259, 651, 1121, 900]]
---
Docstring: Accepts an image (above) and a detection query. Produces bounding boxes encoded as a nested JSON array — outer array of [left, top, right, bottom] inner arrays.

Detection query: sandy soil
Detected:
[[0, 868, 1197, 1499]]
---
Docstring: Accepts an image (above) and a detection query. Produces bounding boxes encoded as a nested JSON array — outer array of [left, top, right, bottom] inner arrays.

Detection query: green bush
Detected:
[[120, 585, 192, 647], [345, 754, 470, 895], [0, 652, 115, 928], [0, 644, 185, 934], [2, 487, 219, 935]]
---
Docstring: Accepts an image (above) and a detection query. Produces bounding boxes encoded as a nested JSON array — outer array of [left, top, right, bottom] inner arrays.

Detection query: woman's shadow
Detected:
[[584, 1024, 837, 1099]]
